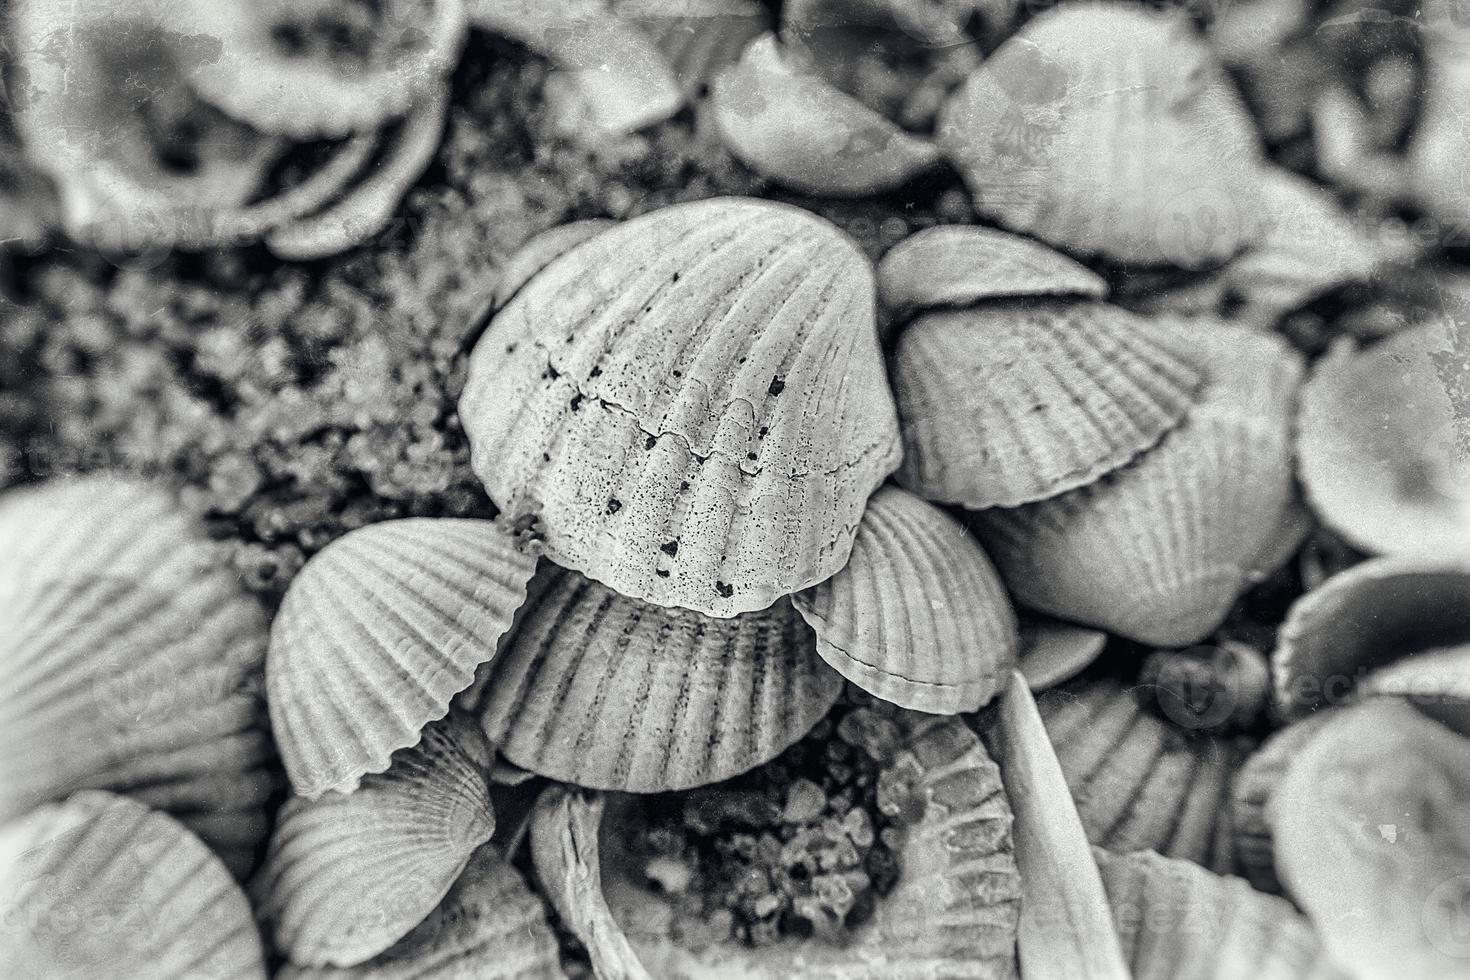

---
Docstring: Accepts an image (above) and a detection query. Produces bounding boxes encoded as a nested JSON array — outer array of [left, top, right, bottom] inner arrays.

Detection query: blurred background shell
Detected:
[[0, 475, 274, 878], [1229, 712, 1334, 894], [459, 197, 901, 617], [0, 790, 267, 980], [1137, 641, 1271, 735], [267, 517, 537, 798]]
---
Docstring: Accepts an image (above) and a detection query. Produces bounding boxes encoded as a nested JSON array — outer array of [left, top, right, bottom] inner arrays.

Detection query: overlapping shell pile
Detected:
[[3, 1, 1470, 979]]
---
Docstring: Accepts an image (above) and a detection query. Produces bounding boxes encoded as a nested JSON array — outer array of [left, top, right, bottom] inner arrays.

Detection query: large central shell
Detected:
[[460, 197, 902, 617]]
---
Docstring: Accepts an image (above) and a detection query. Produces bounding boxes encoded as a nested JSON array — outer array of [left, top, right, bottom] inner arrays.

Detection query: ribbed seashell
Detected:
[[937, 5, 1264, 267], [893, 299, 1204, 509], [790, 486, 1018, 713], [1229, 713, 1336, 894], [1037, 678, 1236, 871], [269, 517, 537, 798], [477, 564, 843, 791], [1297, 323, 1470, 559], [0, 790, 266, 980], [0, 476, 273, 878], [531, 712, 1021, 979], [257, 716, 496, 968], [1138, 641, 1271, 735], [1271, 699, 1470, 979], [617, 0, 771, 99], [494, 220, 617, 311], [1018, 614, 1108, 692], [972, 322, 1303, 646], [459, 197, 902, 617], [1247, 493, 1315, 585], [710, 34, 941, 196], [277, 845, 566, 980], [1095, 848, 1347, 979]]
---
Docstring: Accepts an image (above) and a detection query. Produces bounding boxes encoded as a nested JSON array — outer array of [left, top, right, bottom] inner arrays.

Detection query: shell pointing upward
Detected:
[[460, 198, 902, 617]]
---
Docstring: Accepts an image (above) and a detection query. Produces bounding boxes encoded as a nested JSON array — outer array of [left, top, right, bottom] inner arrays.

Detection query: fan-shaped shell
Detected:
[[1018, 615, 1108, 692], [0, 790, 266, 980], [893, 299, 1205, 509], [0, 476, 274, 878], [790, 486, 1018, 713], [268, 517, 537, 798], [532, 712, 1021, 979], [477, 564, 843, 792], [1297, 323, 1470, 559], [494, 220, 617, 311], [459, 197, 901, 617], [972, 322, 1303, 646], [257, 717, 496, 968], [1229, 713, 1335, 894]]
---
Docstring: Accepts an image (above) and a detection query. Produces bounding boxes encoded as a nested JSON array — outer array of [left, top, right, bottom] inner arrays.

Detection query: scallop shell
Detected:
[[1018, 614, 1108, 692], [0, 790, 266, 980], [1095, 848, 1347, 979], [1229, 713, 1335, 894], [476, 564, 844, 792], [710, 34, 941, 196], [893, 299, 1205, 509], [790, 486, 1018, 713], [531, 712, 1021, 979], [971, 322, 1303, 646], [1271, 698, 1470, 979], [937, 4, 1263, 267], [1297, 323, 1470, 559], [458, 197, 902, 617], [276, 845, 566, 980], [494, 220, 617, 311], [268, 517, 537, 798], [0, 476, 274, 878], [257, 716, 496, 969]]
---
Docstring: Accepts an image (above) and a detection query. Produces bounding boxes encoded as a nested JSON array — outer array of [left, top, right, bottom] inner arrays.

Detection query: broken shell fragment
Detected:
[[268, 517, 537, 798], [477, 564, 843, 792], [1017, 615, 1109, 692], [790, 486, 1018, 714], [459, 197, 901, 617], [494, 219, 617, 311], [1230, 712, 1336, 894]]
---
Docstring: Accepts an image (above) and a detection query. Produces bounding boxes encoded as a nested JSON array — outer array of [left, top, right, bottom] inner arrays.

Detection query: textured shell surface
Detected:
[[459, 197, 902, 617], [257, 716, 496, 968], [0, 475, 274, 878], [1229, 712, 1336, 894], [267, 516, 537, 798], [0, 790, 266, 980], [1017, 614, 1109, 692], [477, 563, 843, 791], [892, 299, 1205, 509], [790, 485, 1019, 713]]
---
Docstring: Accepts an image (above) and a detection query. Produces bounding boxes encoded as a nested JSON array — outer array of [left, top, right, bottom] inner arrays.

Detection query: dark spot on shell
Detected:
[[758, 426, 768, 438], [541, 452, 551, 462], [565, 334, 575, 344], [543, 365, 561, 381], [607, 498, 622, 514], [661, 539, 679, 556], [768, 377, 785, 396], [645, 435, 657, 450], [747, 452, 758, 462], [505, 343, 517, 354], [679, 481, 690, 492], [656, 568, 671, 578], [672, 271, 681, 282], [570, 393, 584, 411], [589, 366, 602, 378], [715, 581, 735, 598]]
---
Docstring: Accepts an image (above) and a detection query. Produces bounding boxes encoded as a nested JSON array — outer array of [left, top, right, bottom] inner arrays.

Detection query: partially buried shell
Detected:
[[458, 197, 902, 617], [256, 716, 496, 969], [0, 790, 266, 980], [1017, 614, 1109, 692], [1229, 712, 1335, 894], [790, 485, 1018, 714], [268, 517, 537, 798], [475, 563, 844, 792], [0, 476, 274, 878], [531, 712, 1021, 979]]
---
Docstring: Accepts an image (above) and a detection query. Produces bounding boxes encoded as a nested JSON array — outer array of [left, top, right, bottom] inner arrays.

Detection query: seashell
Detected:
[[278, 845, 567, 980], [1018, 614, 1108, 692], [790, 486, 1018, 713], [0, 476, 274, 878], [877, 225, 1107, 327], [616, 0, 772, 99], [0, 790, 266, 980], [1247, 493, 1315, 586], [893, 299, 1204, 509], [494, 219, 618, 311], [257, 716, 496, 968], [1297, 322, 1470, 559], [972, 322, 1303, 646], [531, 711, 1022, 979], [937, 4, 1264, 267], [476, 564, 844, 791], [1229, 712, 1336, 894], [1137, 640, 1271, 735], [268, 516, 537, 798], [1095, 848, 1346, 979], [710, 34, 942, 196], [1411, 48, 1470, 230], [459, 197, 901, 617], [1358, 644, 1470, 734], [1271, 698, 1470, 979]]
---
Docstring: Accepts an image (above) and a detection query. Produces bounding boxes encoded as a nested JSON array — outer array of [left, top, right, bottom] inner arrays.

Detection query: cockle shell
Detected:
[[257, 716, 496, 969], [494, 219, 617, 311], [0, 790, 266, 980], [0, 476, 274, 878], [268, 517, 537, 798], [972, 322, 1303, 646], [1271, 699, 1470, 979], [1297, 322, 1470, 559], [1229, 712, 1335, 894], [790, 486, 1018, 713], [531, 712, 1021, 979], [893, 299, 1204, 509], [476, 564, 843, 791], [1017, 614, 1108, 692], [459, 197, 902, 617]]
